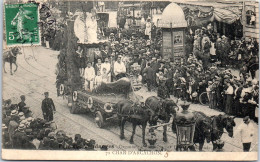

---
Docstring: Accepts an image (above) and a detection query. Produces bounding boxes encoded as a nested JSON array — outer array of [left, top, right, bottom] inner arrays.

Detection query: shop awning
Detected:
[[174, 1, 242, 26], [214, 8, 240, 24]]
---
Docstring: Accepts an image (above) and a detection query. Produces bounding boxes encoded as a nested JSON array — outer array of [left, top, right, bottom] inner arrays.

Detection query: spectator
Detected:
[[224, 81, 233, 115], [13, 124, 27, 149], [8, 113, 20, 147], [142, 63, 155, 92], [18, 95, 26, 112], [113, 55, 126, 80], [239, 116, 254, 152]]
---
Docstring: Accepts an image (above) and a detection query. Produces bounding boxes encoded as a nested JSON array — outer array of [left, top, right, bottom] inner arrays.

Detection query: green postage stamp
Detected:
[[4, 3, 40, 46]]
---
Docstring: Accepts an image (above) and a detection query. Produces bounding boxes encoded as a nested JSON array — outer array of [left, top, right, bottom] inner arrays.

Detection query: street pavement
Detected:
[[2, 46, 258, 152]]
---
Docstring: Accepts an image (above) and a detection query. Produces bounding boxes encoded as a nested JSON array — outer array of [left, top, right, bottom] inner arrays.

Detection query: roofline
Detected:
[[170, 0, 243, 7]]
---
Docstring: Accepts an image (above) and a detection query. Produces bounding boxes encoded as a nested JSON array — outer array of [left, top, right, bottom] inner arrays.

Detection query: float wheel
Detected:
[[95, 111, 104, 128]]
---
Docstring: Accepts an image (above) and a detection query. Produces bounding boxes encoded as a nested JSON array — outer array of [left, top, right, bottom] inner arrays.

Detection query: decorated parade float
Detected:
[[56, 6, 142, 128]]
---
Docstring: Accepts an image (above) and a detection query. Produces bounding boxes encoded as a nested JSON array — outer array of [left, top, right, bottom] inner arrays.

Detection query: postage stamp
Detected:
[[1, 0, 259, 161], [4, 3, 40, 47]]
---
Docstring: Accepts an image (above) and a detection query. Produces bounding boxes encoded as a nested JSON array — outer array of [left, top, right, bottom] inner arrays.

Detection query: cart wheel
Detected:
[[87, 97, 96, 113], [199, 92, 209, 106], [95, 111, 104, 128]]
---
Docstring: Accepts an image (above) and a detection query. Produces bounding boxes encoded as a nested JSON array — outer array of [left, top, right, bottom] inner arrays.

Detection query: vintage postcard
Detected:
[[2, 0, 258, 161]]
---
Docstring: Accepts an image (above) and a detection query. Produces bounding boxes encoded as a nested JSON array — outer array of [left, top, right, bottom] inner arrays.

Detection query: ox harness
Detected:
[[118, 103, 154, 120]]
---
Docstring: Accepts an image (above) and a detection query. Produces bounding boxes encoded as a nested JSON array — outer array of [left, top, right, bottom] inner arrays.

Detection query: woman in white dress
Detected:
[[74, 13, 86, 43], [87, 16, 98, 42]]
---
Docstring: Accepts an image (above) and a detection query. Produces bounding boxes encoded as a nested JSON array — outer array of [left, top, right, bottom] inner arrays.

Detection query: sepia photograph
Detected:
[[1, 0, 259, 160]]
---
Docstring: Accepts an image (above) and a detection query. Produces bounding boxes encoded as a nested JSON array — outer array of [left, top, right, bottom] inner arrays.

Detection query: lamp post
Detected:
[[175, 103, 195, 151]]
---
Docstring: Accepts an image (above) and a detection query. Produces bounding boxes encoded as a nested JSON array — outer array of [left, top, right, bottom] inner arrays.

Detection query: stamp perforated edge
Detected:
[[3, 2, 42, 49]]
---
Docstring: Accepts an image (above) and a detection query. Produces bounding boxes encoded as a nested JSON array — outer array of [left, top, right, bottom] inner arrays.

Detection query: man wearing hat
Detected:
[[238, 116, 254, 152], [8, 114, 20, 147], [221, 35, 230, 66], [48, 132, 59, 149], [18, 112, 25, 120], [215, 35, 222, 65], [2, 124, 10, 148], [233, 81, 243, 116], [41, 92, 56, 122], [143, 63, 156, 92], [12, 124, 27, 149], [224, 81, 234, 115]]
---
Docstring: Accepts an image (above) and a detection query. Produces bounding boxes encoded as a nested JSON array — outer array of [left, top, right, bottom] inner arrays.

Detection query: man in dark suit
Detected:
[[41, 92, 56, 122], [143, 63, 155, 91]]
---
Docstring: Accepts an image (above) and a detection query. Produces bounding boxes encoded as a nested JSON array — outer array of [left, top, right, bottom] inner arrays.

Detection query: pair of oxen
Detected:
[[116, 96, 236, 151]]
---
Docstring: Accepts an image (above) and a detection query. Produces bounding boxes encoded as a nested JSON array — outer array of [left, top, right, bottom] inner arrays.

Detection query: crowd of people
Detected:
[[2, 96, 107, 150], [49, 5, 259, 122]]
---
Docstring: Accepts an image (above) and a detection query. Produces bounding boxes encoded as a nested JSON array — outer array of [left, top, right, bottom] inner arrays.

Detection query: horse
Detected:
[[172, 111, 212, 151], [3, 47, 22, 75], [211, 114, 236, 150], [145, 96, 178, 142], [115, 100, 155, 147]]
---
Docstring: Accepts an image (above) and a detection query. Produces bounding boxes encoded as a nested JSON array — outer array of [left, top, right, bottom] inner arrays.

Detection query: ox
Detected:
[[145, 96, 178, 142], [211, 114, 236, 150]]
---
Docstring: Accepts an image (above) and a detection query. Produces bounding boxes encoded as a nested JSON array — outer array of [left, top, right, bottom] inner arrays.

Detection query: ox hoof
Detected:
[[120, 136, 125, 140], [143, 143, 147, 147], [130, 140, 134, 144], [11, 73, 13, 75], [163, 138, 168, 143]]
